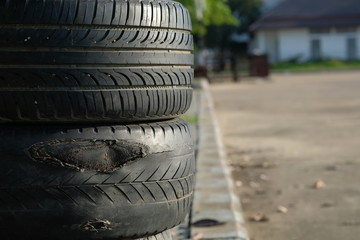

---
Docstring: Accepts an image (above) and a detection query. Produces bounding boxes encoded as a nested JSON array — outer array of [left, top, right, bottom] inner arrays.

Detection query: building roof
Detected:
[[250, 0, 360, 31]]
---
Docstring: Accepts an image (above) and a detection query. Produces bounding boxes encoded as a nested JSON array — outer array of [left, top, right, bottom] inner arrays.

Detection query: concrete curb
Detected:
[[190, 80, 249, 240]]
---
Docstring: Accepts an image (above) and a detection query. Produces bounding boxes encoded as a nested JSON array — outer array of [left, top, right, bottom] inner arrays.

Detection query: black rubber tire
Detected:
[[0, 119, 195, 239], [0, 0, 193, 123]]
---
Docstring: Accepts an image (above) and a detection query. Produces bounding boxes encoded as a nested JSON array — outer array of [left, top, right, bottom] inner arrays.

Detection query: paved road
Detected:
[[211, 71, 360, 240]]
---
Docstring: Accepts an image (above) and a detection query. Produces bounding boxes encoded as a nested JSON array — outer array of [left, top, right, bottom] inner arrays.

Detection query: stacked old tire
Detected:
[[0, 1, 194, 239]]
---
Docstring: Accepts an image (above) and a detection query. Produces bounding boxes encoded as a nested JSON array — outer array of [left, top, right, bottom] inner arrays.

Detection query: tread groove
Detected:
[[95, 186, 113, 203], [56, 187, 79, 205], [76, 186, 97, 204], [114, 184, 133, 203]]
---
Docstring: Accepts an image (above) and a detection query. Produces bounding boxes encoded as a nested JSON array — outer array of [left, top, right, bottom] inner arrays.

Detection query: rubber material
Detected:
[[0, 0, 194, 123], [0, 119, 195, 239], [0, 67, 193, 122], [0, 0, 192, 29]]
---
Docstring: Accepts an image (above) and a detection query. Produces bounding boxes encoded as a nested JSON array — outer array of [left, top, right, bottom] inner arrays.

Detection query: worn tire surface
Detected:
[[0, 119, 195, 239], [0, 0, 193, 123]]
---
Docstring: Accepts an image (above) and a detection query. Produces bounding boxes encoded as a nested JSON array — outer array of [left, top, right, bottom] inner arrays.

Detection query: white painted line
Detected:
[[191, 80, 249, 240]]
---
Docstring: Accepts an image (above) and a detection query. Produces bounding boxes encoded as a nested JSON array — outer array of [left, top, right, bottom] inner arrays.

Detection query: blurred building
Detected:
[[250, 0, 360, 63], [261, 0, 284, 12], [229, 0, 283, 53]]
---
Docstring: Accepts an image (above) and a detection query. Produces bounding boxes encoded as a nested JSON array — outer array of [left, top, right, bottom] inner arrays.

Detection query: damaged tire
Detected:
[[0, 0, 193, 123], [0, 119, 195, 239]]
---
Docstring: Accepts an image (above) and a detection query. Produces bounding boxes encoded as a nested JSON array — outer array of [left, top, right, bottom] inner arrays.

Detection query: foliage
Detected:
[[228, 0, 262, 32], [177, 0, 237, 37], [271, 59, 360, 72], [204, 0, 261, 51], [202, 0, 237, 26], [177, 0, 262, 53], [181, 115, 199, 124]]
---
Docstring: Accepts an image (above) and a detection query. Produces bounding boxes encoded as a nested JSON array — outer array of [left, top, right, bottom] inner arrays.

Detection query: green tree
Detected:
[[177, 0, 237, 37], [228, 0, 262, 33], [178, 0, 261, 51], [205, 0, 261, 50]]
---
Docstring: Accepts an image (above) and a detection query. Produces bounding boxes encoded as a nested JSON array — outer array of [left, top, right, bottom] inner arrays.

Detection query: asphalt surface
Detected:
[[210, 71, 360, 240]]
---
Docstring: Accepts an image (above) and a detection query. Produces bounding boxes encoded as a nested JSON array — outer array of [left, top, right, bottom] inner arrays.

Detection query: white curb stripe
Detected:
[[191, 80, 249, 240]]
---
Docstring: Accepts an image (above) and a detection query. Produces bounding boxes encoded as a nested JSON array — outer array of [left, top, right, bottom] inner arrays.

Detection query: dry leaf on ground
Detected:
[[321, 202, 335, 208], [192, 233, 204, 240], [259, 174, 269, 181], [314, 180, 326, 189], [325, 166, 337, 171], [235, 181, 243, 187], [277, 205, 288, 214], [249, 213, 270, 222]]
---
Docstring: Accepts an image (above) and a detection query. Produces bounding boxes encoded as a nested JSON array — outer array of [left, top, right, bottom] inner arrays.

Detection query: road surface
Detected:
[[211, 71, 360, 240]]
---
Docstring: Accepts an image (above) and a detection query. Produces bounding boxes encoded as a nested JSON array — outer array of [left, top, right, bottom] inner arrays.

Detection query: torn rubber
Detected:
[[28, 139, 149, 173]]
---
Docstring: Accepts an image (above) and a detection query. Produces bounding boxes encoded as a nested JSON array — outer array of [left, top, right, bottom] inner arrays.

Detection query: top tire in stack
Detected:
[[0, 1, 195, 239]]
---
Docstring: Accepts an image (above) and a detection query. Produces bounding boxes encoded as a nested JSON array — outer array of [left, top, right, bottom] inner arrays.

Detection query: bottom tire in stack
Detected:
[[0, 119, 194, 239]]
